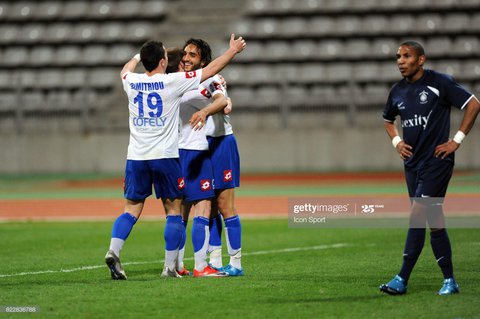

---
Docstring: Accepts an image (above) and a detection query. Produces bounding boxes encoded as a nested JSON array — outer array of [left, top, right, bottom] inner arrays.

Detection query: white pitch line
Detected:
[[0, 243, 349, 278]]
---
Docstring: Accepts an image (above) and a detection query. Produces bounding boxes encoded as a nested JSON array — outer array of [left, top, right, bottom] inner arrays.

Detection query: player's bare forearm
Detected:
[[434, 96, 480, 159], [190, 94, 227, 130], [120, 54, 140, 78], [224, 97, 232, 114], [384, 120, 412, 159], [201, 34, 246, 82]]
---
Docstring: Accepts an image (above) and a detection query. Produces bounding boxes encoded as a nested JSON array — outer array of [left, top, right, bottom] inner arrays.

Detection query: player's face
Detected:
[[396, 45, 424, 81], [182, 44, 204, 71]]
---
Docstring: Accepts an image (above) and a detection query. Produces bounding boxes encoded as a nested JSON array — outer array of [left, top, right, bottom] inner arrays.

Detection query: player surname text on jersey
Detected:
[[130, 81, 165, 91]]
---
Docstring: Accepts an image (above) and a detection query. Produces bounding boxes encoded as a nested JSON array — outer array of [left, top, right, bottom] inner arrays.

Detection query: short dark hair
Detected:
[[166, 47, 184, 73], [183, 38, 212, 66], [140, 41, 165, 72], [400, 41, 425, 57]]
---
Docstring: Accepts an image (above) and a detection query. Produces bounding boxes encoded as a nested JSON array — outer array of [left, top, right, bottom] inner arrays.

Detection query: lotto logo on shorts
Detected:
[[224, 170, 232, 182], [200, 179, 212, 191], [178, 178, 185, 190], [185, 71, 197, 78]]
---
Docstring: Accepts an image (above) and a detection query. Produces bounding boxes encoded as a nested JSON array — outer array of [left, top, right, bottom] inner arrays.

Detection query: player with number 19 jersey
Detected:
[[122, 70, 202, 160]]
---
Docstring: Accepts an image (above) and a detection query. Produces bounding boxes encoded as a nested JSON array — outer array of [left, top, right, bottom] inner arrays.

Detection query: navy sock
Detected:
[[179, 220, 188, 251], [111, 212, 137, 240], [209, 214, 223, 248], [398, 228, 426, 283], [430, 229, 454, 279]]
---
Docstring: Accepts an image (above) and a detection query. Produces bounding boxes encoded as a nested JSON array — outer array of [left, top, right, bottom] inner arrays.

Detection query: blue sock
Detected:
[[179, 220, 188, 251], [430, 229, 454, 279], [224, 215, 242, 254], [192, 216, 210, 253], [399, 228, 426, 283], [164, 215, 183, 251], [209, 214, 223, 248], [111, 212, 137, 240]]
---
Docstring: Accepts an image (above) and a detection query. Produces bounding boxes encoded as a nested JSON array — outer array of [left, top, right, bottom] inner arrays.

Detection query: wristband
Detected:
[[392, 136, 402, 148], [453, 130, 466, 144], [133, 53, 141, 62]]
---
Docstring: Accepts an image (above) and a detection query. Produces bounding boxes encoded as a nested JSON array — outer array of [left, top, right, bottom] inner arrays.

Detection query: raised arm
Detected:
[[434, 96, 480, 159], [120, 54, 141, 78], [200, 34, 246, 82]]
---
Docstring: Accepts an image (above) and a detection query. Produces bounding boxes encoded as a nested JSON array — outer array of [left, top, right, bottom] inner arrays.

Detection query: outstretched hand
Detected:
[[229, 33, 247, 54], [434, 140, 459, 159], [189, 110, 208, 131]]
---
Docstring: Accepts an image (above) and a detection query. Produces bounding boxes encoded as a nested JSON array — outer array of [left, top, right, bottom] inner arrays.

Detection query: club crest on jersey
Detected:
[[419, 90, 429, 104], [200, 179, 212, 191], [185, 71, 197, 78], [178, 177, 185, 190], [223, 170, 232, 182]]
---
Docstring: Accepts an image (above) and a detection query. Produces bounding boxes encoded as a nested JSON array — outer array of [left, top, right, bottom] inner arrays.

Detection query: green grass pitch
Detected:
[[1, 219, 479, 318]]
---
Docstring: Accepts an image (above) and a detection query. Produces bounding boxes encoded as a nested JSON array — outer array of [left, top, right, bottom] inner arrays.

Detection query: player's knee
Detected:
[[217, 200, 236, 218]]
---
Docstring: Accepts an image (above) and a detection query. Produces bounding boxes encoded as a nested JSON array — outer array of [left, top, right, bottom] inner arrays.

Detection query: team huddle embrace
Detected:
[[105, 34, 247, 279]]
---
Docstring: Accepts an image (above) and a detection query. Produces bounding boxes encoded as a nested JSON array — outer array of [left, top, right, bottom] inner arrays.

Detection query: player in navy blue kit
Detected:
[[379, 41, 480, 295]]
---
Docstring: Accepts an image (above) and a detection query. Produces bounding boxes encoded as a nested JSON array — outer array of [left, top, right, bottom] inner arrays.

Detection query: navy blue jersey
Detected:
[[383, 69, 473, 170]]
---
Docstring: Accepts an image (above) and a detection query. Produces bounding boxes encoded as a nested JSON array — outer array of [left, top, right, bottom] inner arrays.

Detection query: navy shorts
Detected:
[[207, 134, 240, 190], [179, 149, 215, 202], [124, 158, 185, 201], [405, 158, 454, 199]]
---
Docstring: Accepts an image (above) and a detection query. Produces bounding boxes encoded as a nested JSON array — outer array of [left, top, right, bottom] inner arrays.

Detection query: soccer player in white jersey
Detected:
[[186, 45, 244, 277], [166, 44, 230, 277], [104, 34, 246, 280]]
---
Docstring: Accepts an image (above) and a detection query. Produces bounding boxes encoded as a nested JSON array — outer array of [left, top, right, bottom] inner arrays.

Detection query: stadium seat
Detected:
[[451, 36, 480, 56], [228, 86, 256, 107], [257, 86, 282, 107], [63, 69, 87, 89], [264, 41, 290, 61], [123, 22, 155, 41], [0, 25, 19, 44], [235, 41, 263, 62], [334, 16, 362, 36], [291, 40, 317, 60], [62, 1, 90, 20], [286, 85, 308, 106], [0, 2, 9, 20], [404, 0, 431, 9], [374, 0, 402, 10], [253, 18, 279, 37], [308, 17, 336, 36], [361, 15, 389, 35], [71, 23, 99, 43], [317, 40, 345, 60], [88, 68, 118, 89], [274, 63, 298, 83], [298, 63, 327, 83], [37, 69, 64, 89], [45, 90, 72, 111], [19, 24, 46, 43], [461, 60, 480, 80], [323, 0, 349, 12], [270, 0, 296, 14], [29, 46, 56, 66], [352, 63, 381, 81], [221, 64, 246, 85], [349, 0, 377, 12], [90, 1, 114, 19], [3, 46, 29, 66], [44, 23, 72, 43], [379, 62, 401, 81], [435, 61, 462, 77], [425, 37, 452, 57], [111, 1, 142, 18], [310, 85, 337, 103], [248, 64, 274, 84], [0, 71, 14, 89], [233, 20, 253, 37], [279, 18, 308, 37], [327, 63, 352, 82], [415, 13, 444, 34], [430, 0, 456, 8], [362, 84, 389, 103], [108, 44, 137, 64], [140, 0, 167, 18], [21, 91, 45, 111], [388, 15, 416, 34], [245, 0, 270, 14], [99, 23, 124, 42], [55, 45, 82, 66], [34, 1, 63, 20], [81, 45, 109, 65], [343, 39, 371, 59], [8, 2, 35, 21], [440, 13, 470, 33], [19, 70, 38, 89], [472, 13, 480, 31], [371, 38, 398, 58], [0, 92, 16, 111]]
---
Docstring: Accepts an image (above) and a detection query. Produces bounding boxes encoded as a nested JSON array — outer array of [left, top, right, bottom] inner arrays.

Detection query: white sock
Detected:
[[209, 248, 223, 268], [229, 250, 242, 270], [165, 249, 179, 270], [109, 238, 124, 257], [177, 247, 185, 270]]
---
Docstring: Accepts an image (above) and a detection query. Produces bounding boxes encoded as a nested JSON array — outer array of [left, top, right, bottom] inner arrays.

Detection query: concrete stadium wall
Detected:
[[1, 119, 479, 174]]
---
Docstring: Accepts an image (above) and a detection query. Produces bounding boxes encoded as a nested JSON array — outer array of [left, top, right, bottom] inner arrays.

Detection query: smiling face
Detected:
[[396, 45, 425, 82], [182, 44, 204, 72]]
